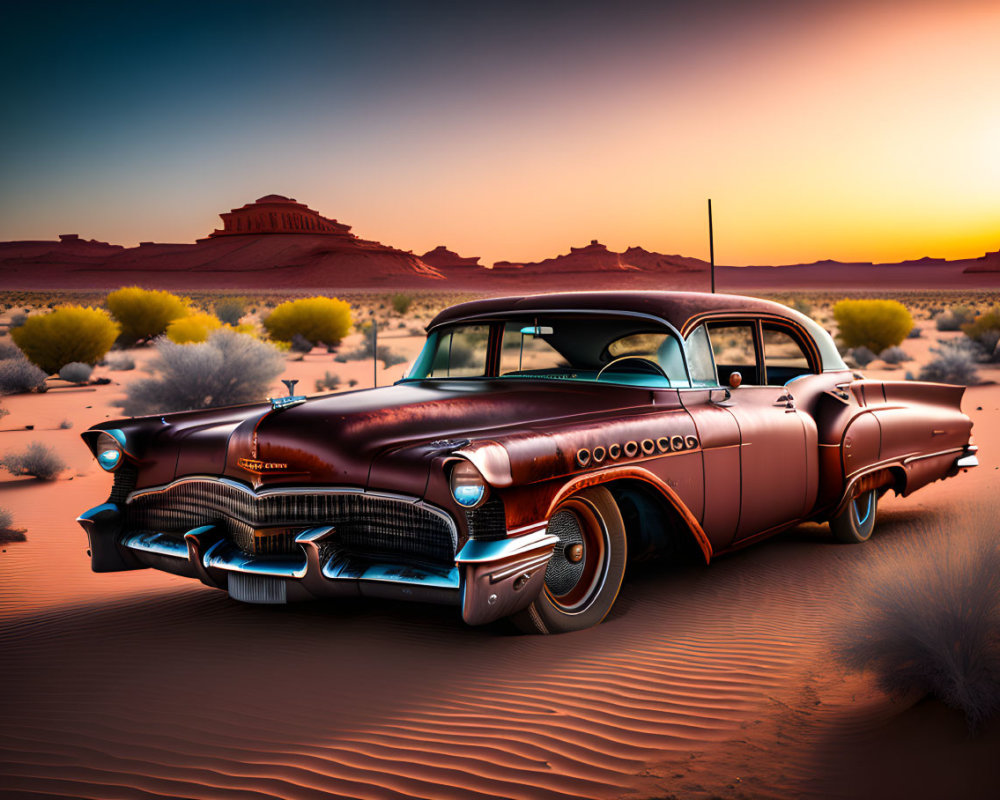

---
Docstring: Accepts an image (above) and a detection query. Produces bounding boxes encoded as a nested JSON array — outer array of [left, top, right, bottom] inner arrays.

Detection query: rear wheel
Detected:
[[511, 486, 627, 634], [830, 488, 878, 543]]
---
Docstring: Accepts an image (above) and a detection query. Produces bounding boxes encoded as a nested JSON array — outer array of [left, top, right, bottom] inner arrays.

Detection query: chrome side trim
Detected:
[[121, 530, 188, 559], [901, 446, 965, 466]]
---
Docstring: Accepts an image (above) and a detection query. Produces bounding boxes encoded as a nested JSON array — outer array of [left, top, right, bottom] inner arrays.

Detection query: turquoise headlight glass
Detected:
[[450, 461, 487, 508], [95, 431, 125, 471]]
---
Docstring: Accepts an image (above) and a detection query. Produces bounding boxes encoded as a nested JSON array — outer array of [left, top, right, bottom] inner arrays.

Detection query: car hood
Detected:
[[110, 380, 655, 495]]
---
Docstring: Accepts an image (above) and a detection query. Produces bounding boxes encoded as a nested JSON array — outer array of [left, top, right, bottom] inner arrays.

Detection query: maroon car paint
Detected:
[[80, 291, 977, 627]]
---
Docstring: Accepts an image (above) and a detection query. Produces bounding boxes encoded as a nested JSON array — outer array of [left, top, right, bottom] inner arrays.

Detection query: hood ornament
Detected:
[[268, 379, 306, 410], [269, 395, 306, 410]]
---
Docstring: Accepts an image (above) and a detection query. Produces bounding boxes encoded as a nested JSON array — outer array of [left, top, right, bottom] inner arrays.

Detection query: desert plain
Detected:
[[1, 290, 999, 800]]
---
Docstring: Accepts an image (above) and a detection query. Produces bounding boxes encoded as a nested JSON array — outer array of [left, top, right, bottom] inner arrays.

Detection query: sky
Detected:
[[1, 0, 998, 266]]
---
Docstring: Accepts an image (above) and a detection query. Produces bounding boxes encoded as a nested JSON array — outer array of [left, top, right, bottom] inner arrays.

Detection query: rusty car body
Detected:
[[78, 291, 979, 633]]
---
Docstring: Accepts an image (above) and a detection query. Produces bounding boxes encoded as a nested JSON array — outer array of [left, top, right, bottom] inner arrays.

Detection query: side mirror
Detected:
[[728, 371, 743, 389]]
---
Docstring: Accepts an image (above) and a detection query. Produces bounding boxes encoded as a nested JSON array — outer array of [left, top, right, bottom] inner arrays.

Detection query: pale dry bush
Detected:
[[118, 329, 284, 415], [919, 339, 980, 385], [105, 352, 135, 371], [0, 441, 67, 480], [835, 509, 1000, 730], [0, 358, 47, 395]]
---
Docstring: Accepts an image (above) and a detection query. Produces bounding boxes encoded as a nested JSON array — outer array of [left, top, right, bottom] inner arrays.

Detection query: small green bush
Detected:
[[166, 312, 222, 344], [106, 287, 190, 343], [263, 297, 352, 347], [377, 345, 408, 367], [833, 299, 913, 353], [10, 306, 120, 374], [391, 293, 414, 315], [213, 296, 247, 326], [315, 371, 341, 392], [849, 346, 877, 368], [1, 441, 66, 480], [879, 346, 911, 365], [58, 362, 93, 383]]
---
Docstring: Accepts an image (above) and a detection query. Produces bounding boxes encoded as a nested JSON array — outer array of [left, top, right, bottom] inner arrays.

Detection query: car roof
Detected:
[[428, 290, 800, 332]]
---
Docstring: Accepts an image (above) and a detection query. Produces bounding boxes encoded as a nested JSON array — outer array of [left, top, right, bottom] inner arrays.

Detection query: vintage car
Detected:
[[78, 291, 979, 633]]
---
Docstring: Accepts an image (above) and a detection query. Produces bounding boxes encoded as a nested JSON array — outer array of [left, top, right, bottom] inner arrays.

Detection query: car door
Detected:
[[705, 320, 814, 541]]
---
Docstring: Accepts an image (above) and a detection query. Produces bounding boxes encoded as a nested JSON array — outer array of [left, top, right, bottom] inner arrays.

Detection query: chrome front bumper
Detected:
[[76, 503, 557, 626]]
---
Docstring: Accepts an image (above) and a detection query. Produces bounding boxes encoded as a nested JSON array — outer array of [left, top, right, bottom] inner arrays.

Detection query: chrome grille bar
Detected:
[[124, 477, 458, 564]]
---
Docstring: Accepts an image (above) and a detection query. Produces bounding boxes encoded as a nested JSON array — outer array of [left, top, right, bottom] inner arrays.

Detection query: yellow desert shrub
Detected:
[[833, 299, 913, 352], [962, 307, 1000, 356], [166, 312, 223, 344], [106, 287, 190, 343], [263, 296, 352, 346], [11, 306, 120, 374]]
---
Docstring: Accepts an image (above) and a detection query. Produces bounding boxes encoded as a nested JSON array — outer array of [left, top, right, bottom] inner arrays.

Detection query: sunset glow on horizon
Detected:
[[1, 0, 997, 267]]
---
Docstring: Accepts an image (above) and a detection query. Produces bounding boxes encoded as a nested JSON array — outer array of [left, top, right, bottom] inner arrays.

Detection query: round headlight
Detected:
[[450, 460, 488, 508], [95, 432, 123, 471]]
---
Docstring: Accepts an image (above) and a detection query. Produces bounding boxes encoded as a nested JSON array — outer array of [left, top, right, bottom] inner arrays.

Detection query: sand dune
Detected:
[[1, 326, 998, 798]]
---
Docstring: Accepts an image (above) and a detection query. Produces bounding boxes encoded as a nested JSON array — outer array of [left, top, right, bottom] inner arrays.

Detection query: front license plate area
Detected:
[[228, 572, 287, 604]]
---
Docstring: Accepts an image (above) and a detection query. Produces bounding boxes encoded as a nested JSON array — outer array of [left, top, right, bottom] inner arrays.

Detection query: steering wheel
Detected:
[[595, 356, 670, 383]]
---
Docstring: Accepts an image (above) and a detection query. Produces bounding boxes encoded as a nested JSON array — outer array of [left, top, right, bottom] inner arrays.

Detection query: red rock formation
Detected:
[[964, 250, 1000, 273], [488, 241, 708, 277], [0, 196, 443, 290], [419, 246, 481, 270], [202, 195, 353, 239]]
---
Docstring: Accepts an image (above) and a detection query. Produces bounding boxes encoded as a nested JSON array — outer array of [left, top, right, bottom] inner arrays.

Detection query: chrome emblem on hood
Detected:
[[237, 457, 289, 474]]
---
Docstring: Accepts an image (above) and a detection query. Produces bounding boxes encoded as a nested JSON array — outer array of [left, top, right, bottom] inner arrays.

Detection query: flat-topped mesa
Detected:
[[202, 194, 354, 240], [964, 249, 1000, 274], [419, 245, 482, 270]]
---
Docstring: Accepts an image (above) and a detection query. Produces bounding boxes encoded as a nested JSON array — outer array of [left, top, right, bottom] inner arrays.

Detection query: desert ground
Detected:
[[1, 293, 998, 799]]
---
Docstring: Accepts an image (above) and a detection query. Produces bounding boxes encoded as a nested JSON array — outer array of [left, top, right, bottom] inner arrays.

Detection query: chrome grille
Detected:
[[465, 495, 507, 541], [109, 463, 138, 504], [124, 479, 458, 564]]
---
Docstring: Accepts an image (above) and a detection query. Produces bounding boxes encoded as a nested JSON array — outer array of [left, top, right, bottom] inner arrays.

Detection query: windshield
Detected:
[[406, 315, 697, 388]]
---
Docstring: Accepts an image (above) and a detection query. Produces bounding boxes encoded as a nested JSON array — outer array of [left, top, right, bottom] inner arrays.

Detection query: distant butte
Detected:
[[201, 194, 354, 240], [0, 195, 996, 290], [419, 246, 481, 270]]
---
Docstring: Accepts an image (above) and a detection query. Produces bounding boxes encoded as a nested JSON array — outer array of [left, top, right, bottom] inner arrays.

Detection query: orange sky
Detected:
[[1, 0, 997, 266]]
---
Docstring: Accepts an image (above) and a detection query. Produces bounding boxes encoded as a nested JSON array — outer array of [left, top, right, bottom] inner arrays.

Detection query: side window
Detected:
[[706, 323, 759, 385], [500, 322, 566, 375], [427, 325, 490, 378], [762, 326, 813, 386], [684, 325, 718, 386]]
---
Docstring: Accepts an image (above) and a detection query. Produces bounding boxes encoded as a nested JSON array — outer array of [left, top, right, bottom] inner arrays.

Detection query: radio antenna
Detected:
[[708, 198, 716, 294]]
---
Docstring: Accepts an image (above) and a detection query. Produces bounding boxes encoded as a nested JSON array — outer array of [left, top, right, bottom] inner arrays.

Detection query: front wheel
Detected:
[[830, 488, 878, 543], [511, 486, 627, 634]]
